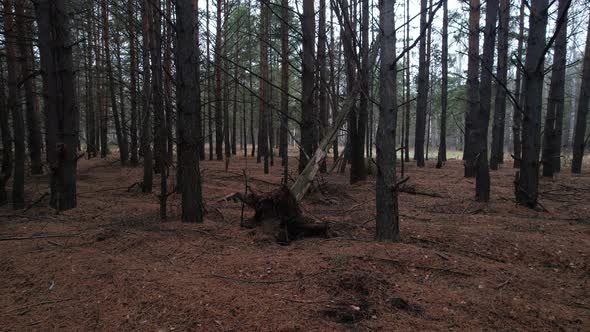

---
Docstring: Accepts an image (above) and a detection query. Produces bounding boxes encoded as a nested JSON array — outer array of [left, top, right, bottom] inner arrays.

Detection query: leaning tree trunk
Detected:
[[463, 0, 480, 177], [490, 0, 510, 170], [376, 0, 400, 241], [4, 0, 26, 209], [35, 0, 79, 211], [542, 0, 569, 177], [571, 17, 590, 174], [516, 0, 549, 207]]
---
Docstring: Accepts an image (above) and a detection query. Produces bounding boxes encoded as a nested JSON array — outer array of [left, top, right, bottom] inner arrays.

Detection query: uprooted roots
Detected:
[[227, 186, 328, 244]]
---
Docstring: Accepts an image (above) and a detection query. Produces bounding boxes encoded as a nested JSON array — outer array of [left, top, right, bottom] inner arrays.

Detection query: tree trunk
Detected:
[[35, 0, 79, 211], [176, 0, 204, 223], [4, 0, 25, 209], [102, 0, 129, 165], [490, 0, 510, 170], [512, 0, 525, 168], [164, 0, 173, 165], [376, 0, 400, 241], [516, 0, 549, 207], [436, 0, 448, 168], [571, 18, 590, 174], [473, 0, 498, 201], [318, 0, 329, 174], [115, 30, 130, 164], [85, 6, 97, 159], [0, 58, 13, 205], [215, 0, 224, 161], [260, 0, 270, 174], [463, 0, 480, 177], [149, 0, 168, 218], [404, 0, 410, 163], [414, 0, 429, 167], [141, 0, 153, 193], [542, 0, 569, 176], [280, 0, 290, 181], [299, 0, 315, 173], [16, 0, 43, 175], [129, 0, 139, 166]]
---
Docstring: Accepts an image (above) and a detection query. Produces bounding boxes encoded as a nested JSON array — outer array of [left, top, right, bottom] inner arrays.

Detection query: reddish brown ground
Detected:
[[1, 154, 589, 331]]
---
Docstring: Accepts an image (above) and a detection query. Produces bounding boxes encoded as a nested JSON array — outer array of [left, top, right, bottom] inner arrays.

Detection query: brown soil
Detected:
[[1, 155, 589, 331]]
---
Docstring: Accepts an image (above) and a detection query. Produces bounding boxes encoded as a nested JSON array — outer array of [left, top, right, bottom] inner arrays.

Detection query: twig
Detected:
[[23, 192, 49, 212], [0, 233, 79, 241]]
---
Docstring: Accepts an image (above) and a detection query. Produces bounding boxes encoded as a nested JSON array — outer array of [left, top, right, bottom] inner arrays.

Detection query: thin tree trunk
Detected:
[[512, 0, 525, 168], [0, 58, 13, 205], [490, 0, 510, 170], [414, 0, 429, 167], [260, 0, 270, 174], [129, 0, 139, 166], [299, 0, 315, 173], [102, 0, 129, 165], [404, 0, 410, 163], [280, 0, 290, 181], [571, 18, 590, 174], [142, 0, 154, 193], [542, 0, 569, 176], [318, 0, 329, 173], [215, 0, 224, 161], [436, 0, 448, 168]]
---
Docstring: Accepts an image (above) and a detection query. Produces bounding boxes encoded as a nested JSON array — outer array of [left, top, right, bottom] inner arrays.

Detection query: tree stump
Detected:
[[229, 186, 328, 244]]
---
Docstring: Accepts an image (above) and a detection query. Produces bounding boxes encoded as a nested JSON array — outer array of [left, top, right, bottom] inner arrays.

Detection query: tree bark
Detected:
[[0, 58, 13, 205], [473, 0, 498, 201], [129, 0, 139, 166], [542, 0, 569, 176], [141, 0, 153, 193], [16, 0, 43, 175], [512, 0, 525, 168], [4, 0, 25, 209], [414, 0, 429, 167], [436, 0, 448, 168], [280, 0, 290, 181], [571, 18, 590, 174], [515, 0, 549, 207], [376, 0, 400, 241], [490, 0, 509, 170], [176, 0, 204, 223], [259, 0, 270, 174], [463, 0, 480, 177], [318, 0, 329, 174], [215, 0, 224, 161], [35, 0, 79, 211], [299, 0, 315, 173]]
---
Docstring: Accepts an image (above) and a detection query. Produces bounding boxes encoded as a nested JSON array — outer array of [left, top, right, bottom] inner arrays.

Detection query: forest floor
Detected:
[[1, 152, 589, 331]]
